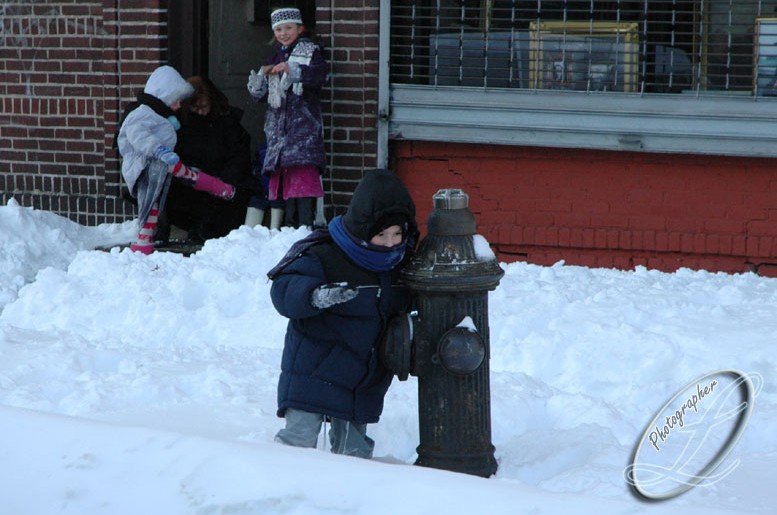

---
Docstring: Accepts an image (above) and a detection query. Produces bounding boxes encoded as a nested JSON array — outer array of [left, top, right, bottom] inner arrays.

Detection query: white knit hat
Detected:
[[271, 8, 303, 29]]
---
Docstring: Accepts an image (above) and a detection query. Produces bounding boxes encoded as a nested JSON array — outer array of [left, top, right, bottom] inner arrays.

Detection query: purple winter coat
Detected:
[[251, 37, 329, 175]]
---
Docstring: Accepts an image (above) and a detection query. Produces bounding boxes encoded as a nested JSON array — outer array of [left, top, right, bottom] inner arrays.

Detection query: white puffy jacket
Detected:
[[117, 66, 194, 194]]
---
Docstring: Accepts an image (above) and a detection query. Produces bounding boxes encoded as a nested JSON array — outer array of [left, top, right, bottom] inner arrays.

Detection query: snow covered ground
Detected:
[[1, 197, 774, 514]]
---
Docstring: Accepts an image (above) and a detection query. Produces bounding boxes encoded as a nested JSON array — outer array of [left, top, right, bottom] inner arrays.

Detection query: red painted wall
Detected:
[[394, 141, 777, 275]]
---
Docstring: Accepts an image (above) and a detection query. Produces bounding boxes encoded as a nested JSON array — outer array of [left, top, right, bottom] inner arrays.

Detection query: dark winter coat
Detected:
[[175, 106, 252, 187], [270, 170, 418, 424], [270, 243, 410, 424], [252, 37, 329, 175], [166, 106, 258, 238]]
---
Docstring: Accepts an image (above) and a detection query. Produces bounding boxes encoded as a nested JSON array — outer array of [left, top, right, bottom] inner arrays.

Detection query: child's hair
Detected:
[[179, 76, 231, 123]]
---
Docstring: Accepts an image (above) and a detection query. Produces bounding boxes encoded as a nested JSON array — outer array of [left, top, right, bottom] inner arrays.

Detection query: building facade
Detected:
[[4, 1, 777, 274]]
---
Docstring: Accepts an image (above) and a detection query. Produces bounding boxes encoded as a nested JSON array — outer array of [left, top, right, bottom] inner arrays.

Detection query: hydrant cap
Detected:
[[433, 189, 469, 210], [427, 189, 476, 236]]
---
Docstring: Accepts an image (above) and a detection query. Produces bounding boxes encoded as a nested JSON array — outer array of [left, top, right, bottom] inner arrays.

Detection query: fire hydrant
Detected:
[[380, 188, 504, 477]]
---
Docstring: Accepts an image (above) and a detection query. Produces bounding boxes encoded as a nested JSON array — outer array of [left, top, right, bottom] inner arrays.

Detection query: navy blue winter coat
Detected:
[[270, 241, 411, 424], [270, 169, 418, 424]]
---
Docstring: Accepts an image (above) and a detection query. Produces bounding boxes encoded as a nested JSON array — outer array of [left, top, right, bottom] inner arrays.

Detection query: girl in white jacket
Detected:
[[117, 65, 236, 254]]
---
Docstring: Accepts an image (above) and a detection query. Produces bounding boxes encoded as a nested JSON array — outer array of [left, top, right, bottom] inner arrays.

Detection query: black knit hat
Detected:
[[343, 169, 417, 242], [369, 212, 408, 239]]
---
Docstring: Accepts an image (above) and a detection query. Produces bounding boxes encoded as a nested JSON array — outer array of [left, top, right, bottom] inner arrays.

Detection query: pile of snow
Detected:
[[0, 199, 774, 514]]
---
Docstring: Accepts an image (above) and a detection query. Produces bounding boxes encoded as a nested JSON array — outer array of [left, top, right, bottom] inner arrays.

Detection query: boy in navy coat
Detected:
[[269, 169, 418, 457]]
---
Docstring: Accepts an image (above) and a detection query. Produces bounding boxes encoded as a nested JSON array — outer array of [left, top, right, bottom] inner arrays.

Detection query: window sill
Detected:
[[388, 85, 777, 158]]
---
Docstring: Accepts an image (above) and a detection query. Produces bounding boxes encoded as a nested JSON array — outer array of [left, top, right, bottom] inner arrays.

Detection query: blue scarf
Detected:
[[329, 216, 406, 272]]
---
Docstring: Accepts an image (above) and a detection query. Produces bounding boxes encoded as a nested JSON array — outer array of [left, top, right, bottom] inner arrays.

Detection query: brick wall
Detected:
[[7, 1, 776, 275], [1, 0, 380, 225], [316, 0, 381, 216], [0, 0, 166, 224], [395, 141, 777, 274]]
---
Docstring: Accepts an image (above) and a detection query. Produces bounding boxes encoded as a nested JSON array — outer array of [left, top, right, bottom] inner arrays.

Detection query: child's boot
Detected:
[[130, 242, 154, 255], [244, 207, 264, 228], [193, 171, 236, 200], [270, 208, 284, 230], [131, 207, 158, 254], [314, 196, 327, 228]]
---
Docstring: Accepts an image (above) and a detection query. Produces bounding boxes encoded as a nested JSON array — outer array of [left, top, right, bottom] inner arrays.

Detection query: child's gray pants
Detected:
[[275, 408, 375, 459]]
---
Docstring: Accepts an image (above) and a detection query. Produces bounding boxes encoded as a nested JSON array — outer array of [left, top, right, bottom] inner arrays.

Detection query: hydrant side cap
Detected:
[[437, 326, 486, 375]]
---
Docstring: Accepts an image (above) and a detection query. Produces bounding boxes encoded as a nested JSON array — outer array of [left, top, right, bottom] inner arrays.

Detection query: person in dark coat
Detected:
[[159, 76, 258, 242], [247, 7, 330, 229], [268, 169, 418, 458]]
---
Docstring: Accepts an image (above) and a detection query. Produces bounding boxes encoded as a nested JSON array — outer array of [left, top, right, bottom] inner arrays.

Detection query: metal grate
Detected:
[[390, 1, 777, 95]]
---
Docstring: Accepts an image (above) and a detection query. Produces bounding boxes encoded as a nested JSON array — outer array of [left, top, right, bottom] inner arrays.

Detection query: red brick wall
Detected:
[[0, 0, 166, 224], [395, 141, 777, 274]]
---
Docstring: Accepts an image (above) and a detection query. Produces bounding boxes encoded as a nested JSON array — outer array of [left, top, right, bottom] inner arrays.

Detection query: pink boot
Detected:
[[130, 243, 154, 255], [193, 172, 235, 200]]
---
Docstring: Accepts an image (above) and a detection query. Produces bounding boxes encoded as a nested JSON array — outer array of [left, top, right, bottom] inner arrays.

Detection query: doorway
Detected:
[[168, 0, 317, 155]]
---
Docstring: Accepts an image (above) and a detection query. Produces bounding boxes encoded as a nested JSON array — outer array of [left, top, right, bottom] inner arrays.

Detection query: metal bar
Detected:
[[377, 0, 391, 168]]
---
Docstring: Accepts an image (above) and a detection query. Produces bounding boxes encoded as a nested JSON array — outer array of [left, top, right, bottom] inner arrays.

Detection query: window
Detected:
[[384, 1, 777, 157], [391, 1, 777, 94]]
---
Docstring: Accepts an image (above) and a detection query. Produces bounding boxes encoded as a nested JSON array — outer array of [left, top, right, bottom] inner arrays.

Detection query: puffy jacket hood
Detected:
[[343, 169, 417, 242], [143, 65, 195, 107]]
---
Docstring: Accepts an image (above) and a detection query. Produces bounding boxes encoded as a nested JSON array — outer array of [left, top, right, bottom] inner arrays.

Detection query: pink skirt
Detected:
[[268, 165, 324, 200]]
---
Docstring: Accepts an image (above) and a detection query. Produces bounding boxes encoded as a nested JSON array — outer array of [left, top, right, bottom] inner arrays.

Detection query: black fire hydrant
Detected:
[[380, 188, 504, 477]]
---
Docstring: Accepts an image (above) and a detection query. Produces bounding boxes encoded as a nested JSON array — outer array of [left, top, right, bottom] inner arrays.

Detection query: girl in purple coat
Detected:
[[246, 7, 330, 229]]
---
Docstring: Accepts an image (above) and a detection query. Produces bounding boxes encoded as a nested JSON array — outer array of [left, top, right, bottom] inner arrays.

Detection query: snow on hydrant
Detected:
[[380, 188, 504, 477]]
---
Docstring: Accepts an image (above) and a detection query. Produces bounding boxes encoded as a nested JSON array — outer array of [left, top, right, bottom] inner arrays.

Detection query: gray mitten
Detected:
[[268, 73, 285, 108], [247, 69, 265, 96], [310, 282, 359, 309], [153, 145, 179, 166]]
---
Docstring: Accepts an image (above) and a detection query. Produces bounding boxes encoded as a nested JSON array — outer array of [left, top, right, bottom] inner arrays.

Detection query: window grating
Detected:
[[390, 1, 777, 96]]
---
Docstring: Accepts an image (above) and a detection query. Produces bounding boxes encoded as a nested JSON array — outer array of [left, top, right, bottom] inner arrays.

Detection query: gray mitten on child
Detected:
[[310, 283, 359, 309]]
